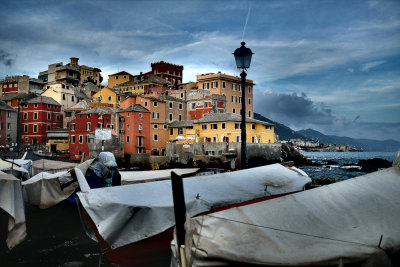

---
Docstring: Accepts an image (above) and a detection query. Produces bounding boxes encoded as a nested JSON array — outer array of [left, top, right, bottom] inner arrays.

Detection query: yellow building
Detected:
[[168, 113, 275, 144], [196, 72, 254, 118], [115, 74, 171, 94], [92, 87, 126, 108], [108, 71, 134, 88]]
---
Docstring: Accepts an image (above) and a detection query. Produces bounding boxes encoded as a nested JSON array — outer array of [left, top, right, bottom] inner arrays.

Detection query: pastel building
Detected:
[[196, 72, 254, 118]]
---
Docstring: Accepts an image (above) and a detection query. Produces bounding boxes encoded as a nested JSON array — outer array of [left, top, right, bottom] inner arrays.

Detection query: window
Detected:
[[192, 103, 196, 109], [169, 128, 174, 135], [178, 114, 182, 121], [232, 83, 236, 91], [86, 135, 89, 143], [108, 96, 112, 101], [222, 123, 226, 129], [265, 125, 272, 130], [33, 124, 38, 133], [7, 112, 10, 118], [153, 124, 158, 129], [153, 101, 158, 107], [24, 125, 28, 133], [248, 110, 251, 117], [169, 113, 173, 121], [236, 136, 240, 142], [138, 123, 142, 131], [169, 102, 173, 109], [127, 124, 130, 130], [239, 85, 242, 91], [62, 94, 66, 100], [34, 103, 38, 108], [248, 86, 251, 93], [7, 123, 10, 130], [248, 98, 251, 105], [180, 93, 184, 98], [47, 125, 51, 131], [212, 136, 217, 142], [144, 101, 148, 107], [47, 113, 51, 120], [211, 123, 218, 130], [204, 102, 208, 108], [152, 112, 159, 119], [239, 97, 242, 103], [139, 113, 143, 118], [86, 123, 91, 131], [235, 123, 240, 129], [211, 81, 218, 88], [79, 135, 83, 144], [178, 128, 183, 135], [23, 113, 27, 120], [88, 114, 91, 118], [71, 136, 75, 144], [252, 124, 256, 130], [34, 112, 38, 120], [47, 104, 51, 109], [71, 123, 75, 131], [154, 134, 158, 141], [25, 137, 28, 142], [232, 108, 236, 114], [126, 136, 130, 143], [179, 103, 183, 110], [222, 81, 226, 88], [116, 76, 119, 80], [202, 124, 207, 130], [203, 83, 209, 89], [163, 124, 168, 129], [232, 96, 237, 103], [127, 113, 130, 117], [72, 96, 75, 102]]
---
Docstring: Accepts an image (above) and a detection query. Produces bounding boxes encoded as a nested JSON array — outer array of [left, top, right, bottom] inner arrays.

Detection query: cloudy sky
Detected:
[[1, 0, 399, 141]]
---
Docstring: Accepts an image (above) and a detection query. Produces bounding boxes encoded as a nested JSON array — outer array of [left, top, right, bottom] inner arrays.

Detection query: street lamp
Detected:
[[233, 42, 254, 169]]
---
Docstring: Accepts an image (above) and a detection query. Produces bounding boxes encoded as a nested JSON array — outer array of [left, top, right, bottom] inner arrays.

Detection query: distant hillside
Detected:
[[254, 113, 306, 141], [297, 129, 400, 152], [254, 113, 400, 152]]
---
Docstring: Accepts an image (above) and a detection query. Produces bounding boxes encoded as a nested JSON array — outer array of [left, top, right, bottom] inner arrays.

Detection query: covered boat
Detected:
[[120, 168, 199, 185], [0, 171, 26, 250], [75, 163, 311, 264], [179, 151, 400, 266]]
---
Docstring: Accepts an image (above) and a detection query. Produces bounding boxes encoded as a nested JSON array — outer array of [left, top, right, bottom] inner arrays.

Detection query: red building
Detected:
[[150, 61, 183, 85], [21, 96, 63, 144], [68, 107, 114, 158], [187, 94, 226, 120], [118, 104, 150, 154]]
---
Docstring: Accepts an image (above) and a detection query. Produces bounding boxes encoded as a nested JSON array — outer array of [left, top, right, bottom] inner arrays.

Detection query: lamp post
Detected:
[[233, 42, 254, 169]]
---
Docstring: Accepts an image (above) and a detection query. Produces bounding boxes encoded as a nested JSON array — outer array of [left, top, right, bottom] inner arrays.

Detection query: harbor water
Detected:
[[299, 151, 397, 180]]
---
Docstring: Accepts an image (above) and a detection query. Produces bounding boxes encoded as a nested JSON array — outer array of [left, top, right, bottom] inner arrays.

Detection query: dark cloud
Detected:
[[254, 88, 335, 128], [0, 50, 14, 67], [254, 88, 400, 141]]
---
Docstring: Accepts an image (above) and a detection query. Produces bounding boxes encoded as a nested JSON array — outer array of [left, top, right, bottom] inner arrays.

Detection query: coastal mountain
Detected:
[[254, 113, 400, 152], [253, 113, 306, 141]]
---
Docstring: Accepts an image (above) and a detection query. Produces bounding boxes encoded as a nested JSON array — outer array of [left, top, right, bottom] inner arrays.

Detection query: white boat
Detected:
[[177, 150, 400, 267], [75, 164, 311, 264], [120, 168, 200, 185]]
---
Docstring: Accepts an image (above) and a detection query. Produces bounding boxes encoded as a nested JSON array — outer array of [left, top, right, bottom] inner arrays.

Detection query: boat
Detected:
[[33, 150, 53, 158], [120, 168, 200, 185], [74, 163, 312, 265], [176, 150, 400, 266]]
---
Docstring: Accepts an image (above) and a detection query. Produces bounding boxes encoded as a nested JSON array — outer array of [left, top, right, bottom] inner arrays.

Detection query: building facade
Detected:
[[196, 72, 254, 118], [0, 75, 43, 95], [20, 96, 63, 144]]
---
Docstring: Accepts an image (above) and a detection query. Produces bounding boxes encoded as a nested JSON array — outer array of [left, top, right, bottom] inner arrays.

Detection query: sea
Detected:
[[298, 151, 398, 180]]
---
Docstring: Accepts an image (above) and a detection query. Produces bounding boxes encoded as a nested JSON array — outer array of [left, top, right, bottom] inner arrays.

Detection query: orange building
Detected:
[[196, 72, 254, 118], [118, 104, 151, 154]]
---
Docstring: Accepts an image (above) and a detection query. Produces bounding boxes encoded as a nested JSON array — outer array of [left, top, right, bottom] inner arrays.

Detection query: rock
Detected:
[[358, 158, 392, 172]]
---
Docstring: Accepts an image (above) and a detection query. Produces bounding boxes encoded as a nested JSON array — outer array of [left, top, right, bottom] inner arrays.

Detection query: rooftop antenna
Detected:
[[241, 2, 252, 41]]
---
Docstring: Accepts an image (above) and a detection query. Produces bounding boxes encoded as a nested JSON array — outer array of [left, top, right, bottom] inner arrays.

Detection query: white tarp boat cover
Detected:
[[121, 168, 200, 185], [31, 159, 78, 176], [22, 159, 94, 209], [0, 171, 26, 250], [76, 164, 311, 250], [0, 158, 30, 181], [183, 163, 400, 266]]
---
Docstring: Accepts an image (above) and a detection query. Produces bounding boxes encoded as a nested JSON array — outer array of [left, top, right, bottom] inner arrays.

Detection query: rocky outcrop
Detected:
[[358, 158, 392, 172]]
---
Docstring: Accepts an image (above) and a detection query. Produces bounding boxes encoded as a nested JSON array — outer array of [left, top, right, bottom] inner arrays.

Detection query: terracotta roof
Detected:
[[169, 121, 193, 128], [80, 107, 118, 115], [195, 113, 274, 126], [109, 71, 133, 76], [119, 104, 149, 113], [25, 96, 61, 105], [0, 100, 15, 111]]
